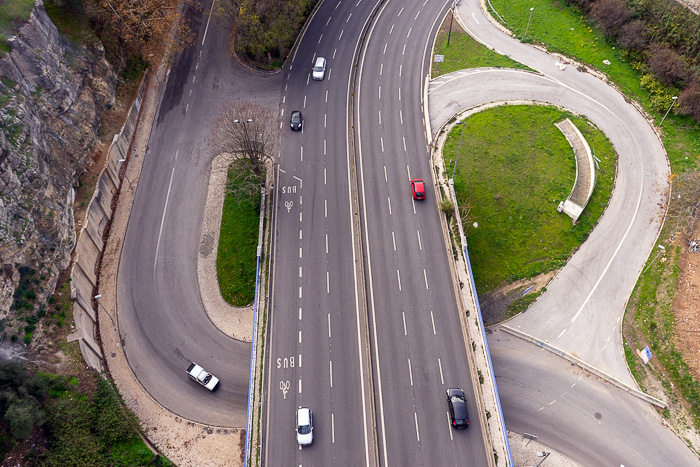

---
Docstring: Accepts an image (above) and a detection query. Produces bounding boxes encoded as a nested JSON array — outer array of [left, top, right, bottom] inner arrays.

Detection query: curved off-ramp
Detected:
[[428, 67, 668, 385]]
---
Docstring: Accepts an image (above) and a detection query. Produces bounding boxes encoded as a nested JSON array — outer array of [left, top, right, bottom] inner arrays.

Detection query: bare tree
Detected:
[[617, 20, 648, 54], [678, 77, 700, 121], [209, 100, 278, 194], [647, 44, 690, 86]]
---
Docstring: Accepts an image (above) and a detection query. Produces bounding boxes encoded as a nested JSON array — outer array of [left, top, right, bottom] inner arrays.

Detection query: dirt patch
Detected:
[[674, 233, 700, 382], [481, 270, 558, 325]]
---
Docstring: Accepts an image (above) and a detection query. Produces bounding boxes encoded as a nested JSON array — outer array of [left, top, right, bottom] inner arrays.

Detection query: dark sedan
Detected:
[[446, 388, 469, 429]]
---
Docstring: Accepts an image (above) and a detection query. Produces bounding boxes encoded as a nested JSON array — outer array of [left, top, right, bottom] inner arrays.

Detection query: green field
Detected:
[[217, 161, 261, 306], [444, 105, 615, 292]]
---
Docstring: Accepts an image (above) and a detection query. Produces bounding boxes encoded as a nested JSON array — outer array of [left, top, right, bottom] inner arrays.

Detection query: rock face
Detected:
[[0, 1, 115, 319]]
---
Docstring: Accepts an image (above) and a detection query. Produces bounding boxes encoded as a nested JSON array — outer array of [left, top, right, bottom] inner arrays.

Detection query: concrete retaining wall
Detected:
[[67, 73, 148, 371]]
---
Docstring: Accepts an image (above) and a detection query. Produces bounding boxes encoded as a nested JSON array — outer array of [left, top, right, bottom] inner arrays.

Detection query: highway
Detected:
[[264, 0, 489, 465], [108, 0, 700, 464]]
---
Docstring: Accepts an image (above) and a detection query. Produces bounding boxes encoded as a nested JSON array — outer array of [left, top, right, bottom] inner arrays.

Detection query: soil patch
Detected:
[[481, 270, 557, 325]]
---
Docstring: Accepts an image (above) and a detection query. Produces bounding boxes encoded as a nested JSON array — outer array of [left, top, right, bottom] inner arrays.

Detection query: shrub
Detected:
[[590, 0, 630, 40], [678, 79, 700, 121], [647, 44, 690, 87]]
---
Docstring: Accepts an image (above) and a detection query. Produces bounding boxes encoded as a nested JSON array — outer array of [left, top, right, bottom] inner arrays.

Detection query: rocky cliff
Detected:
[[0, 1, 115, 324]]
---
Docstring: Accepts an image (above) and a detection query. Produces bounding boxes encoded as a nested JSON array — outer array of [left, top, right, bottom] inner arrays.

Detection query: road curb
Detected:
[[499, 325, 667, 408]]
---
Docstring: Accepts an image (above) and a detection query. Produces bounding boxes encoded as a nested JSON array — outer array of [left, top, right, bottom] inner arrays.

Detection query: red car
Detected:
[[411, 178, 426, 200]]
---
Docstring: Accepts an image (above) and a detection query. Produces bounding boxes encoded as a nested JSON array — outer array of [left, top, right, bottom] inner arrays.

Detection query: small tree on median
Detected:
[[209, 100, 278, 198]]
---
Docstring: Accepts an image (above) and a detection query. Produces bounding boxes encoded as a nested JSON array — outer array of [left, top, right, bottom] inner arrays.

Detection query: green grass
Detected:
[[445, 105, 615, 292], [432, 13, 530, 77], [0, 0, 34, 54], [217, 161, 261, 306], [487, 0, 700, 174]]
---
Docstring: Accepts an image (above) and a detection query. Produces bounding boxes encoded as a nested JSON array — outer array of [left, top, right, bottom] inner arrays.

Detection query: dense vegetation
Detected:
[[0, 361, 169, 466]]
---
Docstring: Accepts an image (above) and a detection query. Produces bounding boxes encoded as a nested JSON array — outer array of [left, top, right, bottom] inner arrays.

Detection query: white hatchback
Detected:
[[296, 407, 313, 446], [312, 57, 326, 80]]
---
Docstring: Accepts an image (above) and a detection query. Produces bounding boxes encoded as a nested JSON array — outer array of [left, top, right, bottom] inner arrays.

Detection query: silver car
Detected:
[[312, 57, 326, 80]]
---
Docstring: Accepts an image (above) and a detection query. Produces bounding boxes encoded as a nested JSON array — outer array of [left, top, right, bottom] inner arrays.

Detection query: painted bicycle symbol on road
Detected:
[[279, 380, 290, 399]]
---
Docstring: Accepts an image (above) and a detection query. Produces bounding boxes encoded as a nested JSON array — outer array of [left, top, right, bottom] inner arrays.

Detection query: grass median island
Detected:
[[444, 105, 615, 293], [217, 160, 261, 307], [432, 11, 530, 77]]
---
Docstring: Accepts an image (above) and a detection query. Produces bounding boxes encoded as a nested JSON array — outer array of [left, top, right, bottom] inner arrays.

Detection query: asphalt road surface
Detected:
[[116, 0, 280, 426]]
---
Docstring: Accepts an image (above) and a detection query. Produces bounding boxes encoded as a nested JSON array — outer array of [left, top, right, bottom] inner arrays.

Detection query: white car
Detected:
[[312, 57, 326, 80], [296, 407, 313, 446], [186, 362, 219, 391]]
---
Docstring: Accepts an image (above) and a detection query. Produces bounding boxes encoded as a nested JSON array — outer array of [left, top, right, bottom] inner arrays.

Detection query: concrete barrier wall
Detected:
[[68, 73, 148, 371]]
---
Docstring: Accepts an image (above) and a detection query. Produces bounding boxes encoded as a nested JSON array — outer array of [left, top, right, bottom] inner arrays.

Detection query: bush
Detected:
[[678, 80, 700, 121], [590, 0, 630, 40], [646, 45, 690, 87]]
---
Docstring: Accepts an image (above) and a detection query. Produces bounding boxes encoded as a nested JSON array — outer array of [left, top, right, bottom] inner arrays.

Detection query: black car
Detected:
[[290, 110, 303, 131], [446, 388, 469, 429]]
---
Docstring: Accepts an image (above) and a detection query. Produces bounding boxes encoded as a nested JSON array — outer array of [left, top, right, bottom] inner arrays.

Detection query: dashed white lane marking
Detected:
[[438, 358, 444, 384], [408, 359, 414, 385], [399, 64, 403, 77], [406, 165, 411, 181], [299, 308, 302, 320], [384, 166, 388, 182], [186, 104, 189, 112], [557, 328, 566, 338], [417, 230, 423, 250], [324, 168, 327, 185], [346, 13, 352, 22], [378, 86, 381, 99], [383, 42, 388, 54], [299, 247, 303, 258], [381, 136, 384, 152], [318, 34, 324, 44], [402, 44, 406, 55], [299, 211, 302, 222], [431, 311, 436, 335], [424, 269, 429, 289], [192, 75, 196, 83], [379, 110, 382, 125], [299, 353, 302, 368], [335, 0, 341, 9], [398, 7, 404, 16], [300, 146, 303, 161], [414, 413, 420, 441], [175, 149, 179, 159], [397, 269, 402, 291], [333, 48, 337, 59], [400, 109, 403, 124], [328, 313, 332, 338], [398, 87, 401, 100], [387, 197, 392, 215], [299, 331, 302, 343], [299, 266, 302, 278], [299, 286, 302, 299], [412, 198, 416, 215], [303, 95, 307, 108], [402, 311, 407, 335], [189, 89, 193, 97], [307, 74, 310, 85], [325, 90, 328, 103], [331, 413, 335, 443], [326, 16, 332, 26], [328, 69, 332, 80], [325, 199, 328, 218], [380, 63, 383, 76], [415, 10, 421, 20], [389, 24, 394, 34], [154, 167, 176, 269], [324, 138, 327, 154], [338, 30, 343, 40], [446, 412, 453, 440], [196, 62, 199, 70], [326, 271, 330, 293], [325, 233, 329, 253], [403, 136, 407, 152], [299, 378, 302, 394], [330, 360, 334, 387], [407, 27, 412, 38], [392, 231, 396, 251]]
